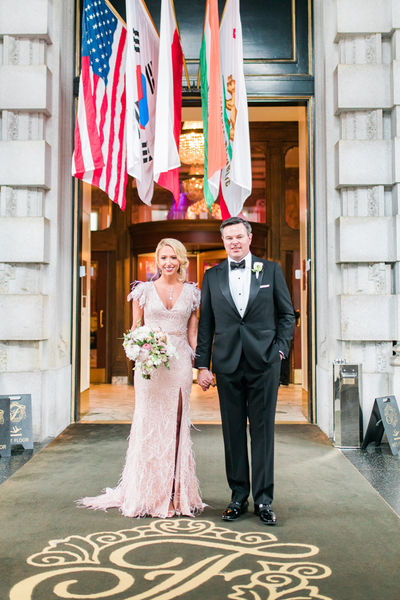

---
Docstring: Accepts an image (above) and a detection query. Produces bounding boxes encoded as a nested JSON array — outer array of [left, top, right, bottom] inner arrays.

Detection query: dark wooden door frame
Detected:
[[90, 251, 108, 380]]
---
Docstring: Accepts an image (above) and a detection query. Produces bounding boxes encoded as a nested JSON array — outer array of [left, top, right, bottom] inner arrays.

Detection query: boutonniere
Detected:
[[252, 262, 264, 279]]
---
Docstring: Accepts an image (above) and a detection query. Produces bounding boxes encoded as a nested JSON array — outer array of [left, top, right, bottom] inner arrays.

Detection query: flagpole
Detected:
[[197, 0, 209, 89], [169, 0, 190, 89], [183, 54, 191, 89], [104, 0, 127, 27], [220, 0, 231, 26], [197, 62, 201, 90], [139, 0, 160, 37]]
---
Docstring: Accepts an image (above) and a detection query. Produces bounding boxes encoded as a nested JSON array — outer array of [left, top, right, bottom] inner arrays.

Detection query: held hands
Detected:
[[197, 369, 215, 392]]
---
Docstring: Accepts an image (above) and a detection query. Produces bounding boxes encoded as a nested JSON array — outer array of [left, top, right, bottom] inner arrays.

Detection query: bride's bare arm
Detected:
[[131, 300, 144, 330], [187, 311, 198, 352]]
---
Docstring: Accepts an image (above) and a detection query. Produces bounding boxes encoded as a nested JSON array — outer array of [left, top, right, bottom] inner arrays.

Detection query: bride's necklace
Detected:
[[165, 285, 175, 301]]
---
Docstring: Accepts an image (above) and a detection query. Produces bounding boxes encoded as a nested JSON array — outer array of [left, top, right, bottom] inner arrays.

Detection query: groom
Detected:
[[195, 217, 295, 525]]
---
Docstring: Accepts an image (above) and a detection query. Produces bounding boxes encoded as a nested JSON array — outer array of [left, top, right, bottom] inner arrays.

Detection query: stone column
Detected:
[[0, 0, 75, 440], [314, 0, 400, 437]]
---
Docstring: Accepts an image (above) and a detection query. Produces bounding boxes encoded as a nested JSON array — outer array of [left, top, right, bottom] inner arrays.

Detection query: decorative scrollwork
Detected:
[[11, 520, 333, 600], [384, 404, 398, 428], [230, 560, 332, 600]]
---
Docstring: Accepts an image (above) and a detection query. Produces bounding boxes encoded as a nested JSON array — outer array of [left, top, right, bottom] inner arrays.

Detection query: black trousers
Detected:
[[215, 354, 281, 506], [280, 355, 290, 385]]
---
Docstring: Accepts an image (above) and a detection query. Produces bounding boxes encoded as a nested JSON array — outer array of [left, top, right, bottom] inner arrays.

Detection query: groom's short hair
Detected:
[[220, 217, 252, 237]]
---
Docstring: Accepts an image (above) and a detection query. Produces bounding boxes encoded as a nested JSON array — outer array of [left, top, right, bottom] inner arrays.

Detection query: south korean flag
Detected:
[[126, 0, 159, 205]]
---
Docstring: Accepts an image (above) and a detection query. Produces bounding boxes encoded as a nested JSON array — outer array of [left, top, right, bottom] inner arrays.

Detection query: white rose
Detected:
[[126, 345, 140, 361], [133, 325, 152, 342]]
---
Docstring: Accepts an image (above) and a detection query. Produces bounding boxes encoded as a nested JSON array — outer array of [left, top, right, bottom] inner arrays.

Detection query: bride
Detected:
[[78, 238, 205, 518]]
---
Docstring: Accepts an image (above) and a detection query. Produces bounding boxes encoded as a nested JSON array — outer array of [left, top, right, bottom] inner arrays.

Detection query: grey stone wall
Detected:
[[0, 0, 75, 440], [3, 0, 400, 442], [314, 0, 400, 436]]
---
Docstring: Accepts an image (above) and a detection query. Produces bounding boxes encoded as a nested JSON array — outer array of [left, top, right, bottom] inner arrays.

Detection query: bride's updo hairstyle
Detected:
[[155, 238, 188, 283]]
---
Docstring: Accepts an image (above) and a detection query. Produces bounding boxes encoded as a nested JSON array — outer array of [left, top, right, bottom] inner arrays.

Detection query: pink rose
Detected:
[[142, 343, 151, 350], [155, 331, 167, 343]]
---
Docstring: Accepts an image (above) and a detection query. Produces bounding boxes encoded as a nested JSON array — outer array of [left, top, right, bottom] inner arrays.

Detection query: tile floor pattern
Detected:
[[79, 383, 309, 424]]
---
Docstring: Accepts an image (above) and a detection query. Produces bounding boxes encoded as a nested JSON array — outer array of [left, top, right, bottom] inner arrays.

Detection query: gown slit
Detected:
[[175, 389, 183, 460], [77, 281, 204, 519], [171, 389, 183, 509]]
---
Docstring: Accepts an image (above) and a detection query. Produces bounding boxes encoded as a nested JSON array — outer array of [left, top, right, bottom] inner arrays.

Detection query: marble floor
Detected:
[[79, 382, 309, 424]]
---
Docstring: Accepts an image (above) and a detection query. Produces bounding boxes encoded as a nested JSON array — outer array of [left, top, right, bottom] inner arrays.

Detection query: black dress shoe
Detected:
[[221, 500, 249, 521], [254, 504, 277, 525]]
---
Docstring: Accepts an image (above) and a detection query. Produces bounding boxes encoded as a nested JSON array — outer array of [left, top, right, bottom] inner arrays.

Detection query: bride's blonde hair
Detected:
[[155, 238, 188, 283]]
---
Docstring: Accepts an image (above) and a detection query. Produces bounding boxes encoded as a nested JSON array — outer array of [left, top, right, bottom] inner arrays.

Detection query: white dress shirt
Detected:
[[228, 252, 252, 316], [198, 253, 253, 370], [198, 253, 285, 370]]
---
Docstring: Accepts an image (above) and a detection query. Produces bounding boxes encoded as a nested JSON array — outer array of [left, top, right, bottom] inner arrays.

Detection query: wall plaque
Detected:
[[0, 395, 34, 454], [362, 396, 400, 456], [0, 398, 11, 457]]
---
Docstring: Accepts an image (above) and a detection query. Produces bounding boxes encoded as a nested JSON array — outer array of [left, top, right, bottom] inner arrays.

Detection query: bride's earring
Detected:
[[151, 266, 161, 281]]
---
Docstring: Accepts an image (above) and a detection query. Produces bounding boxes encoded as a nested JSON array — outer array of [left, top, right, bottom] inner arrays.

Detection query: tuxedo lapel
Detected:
[[217, 261, 240, 316], [243, 256, 263, 317]]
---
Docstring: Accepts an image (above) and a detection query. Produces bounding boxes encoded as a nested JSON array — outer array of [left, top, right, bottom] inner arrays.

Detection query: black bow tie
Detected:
[[230, 260, 246, 270]]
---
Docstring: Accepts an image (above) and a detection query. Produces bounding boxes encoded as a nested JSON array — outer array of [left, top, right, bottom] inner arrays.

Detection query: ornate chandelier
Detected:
[[182, 164, 204, 200], [179, 122, 204, 165], [187, 199, 222, 220]]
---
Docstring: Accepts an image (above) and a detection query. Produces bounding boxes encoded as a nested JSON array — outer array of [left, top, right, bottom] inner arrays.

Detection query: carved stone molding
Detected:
[[8, 36, 20, 66], [368, 263, 386, 294], [341, 186, 384, 217], [367, 187, 379, 216], [375, 341, 388, 373], [0, 341, 8, 372], [0, 263, 16, 293], [365, 35, 379, 64], [5, 186, 17, 217], [5, 111, 19, 141], [0, 186, 44, 218], [340, 110, 382, 141], [338, 34, 382, 66]]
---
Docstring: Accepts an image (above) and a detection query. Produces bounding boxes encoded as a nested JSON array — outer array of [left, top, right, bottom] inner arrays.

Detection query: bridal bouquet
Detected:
[[123, 322, 178, 379]]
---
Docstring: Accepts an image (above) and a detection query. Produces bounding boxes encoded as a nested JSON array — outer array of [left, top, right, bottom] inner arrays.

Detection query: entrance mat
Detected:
[[0, 424, 399, 599]]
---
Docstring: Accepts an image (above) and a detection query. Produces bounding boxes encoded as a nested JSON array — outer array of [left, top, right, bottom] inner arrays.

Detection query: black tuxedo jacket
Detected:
[[195, 256, 295, 374]]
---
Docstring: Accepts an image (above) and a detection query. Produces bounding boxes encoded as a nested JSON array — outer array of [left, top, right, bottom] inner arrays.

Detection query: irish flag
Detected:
[[200, 0, 226, 210], [220, 0, 252, 218], [153, 0, 183, 204]]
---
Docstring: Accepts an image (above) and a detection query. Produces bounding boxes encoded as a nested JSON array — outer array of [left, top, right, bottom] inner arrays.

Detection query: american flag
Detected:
[[72, 0, 128, 210]]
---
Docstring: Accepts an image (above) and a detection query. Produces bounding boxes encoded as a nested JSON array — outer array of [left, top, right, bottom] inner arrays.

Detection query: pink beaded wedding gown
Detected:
[[78, 281, 205, 518]]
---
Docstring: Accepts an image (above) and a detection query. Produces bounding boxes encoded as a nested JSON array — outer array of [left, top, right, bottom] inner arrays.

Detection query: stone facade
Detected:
[[0, 0, 75, 440], [314, 0, 400, 435], [1, 0, 400, 441]]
